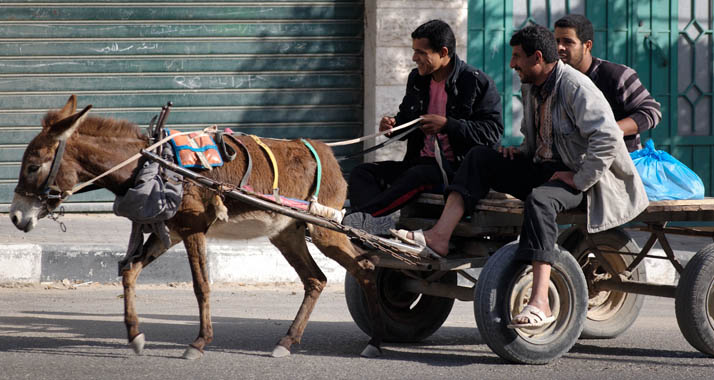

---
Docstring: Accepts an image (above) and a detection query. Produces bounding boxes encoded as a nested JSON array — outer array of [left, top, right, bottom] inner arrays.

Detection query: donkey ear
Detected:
[[49, 105, 92, 141], [58, 94, 78, 118]]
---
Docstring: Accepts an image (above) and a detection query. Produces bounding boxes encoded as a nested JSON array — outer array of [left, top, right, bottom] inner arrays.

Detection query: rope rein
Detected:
[[69, 118, 422, 197], [69, 126, 217, 196], [325, 117, 422, 146]]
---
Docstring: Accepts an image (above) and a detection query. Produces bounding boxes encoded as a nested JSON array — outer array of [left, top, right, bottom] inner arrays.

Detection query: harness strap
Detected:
[[433, 137, 449, 186], [221, 133, 252, 189], [215, 131, 237, 162], [300, 139, 322, 201], [250, 135, 280, 202], [188, 135, 213, 170], [43, 139, 66, 196]]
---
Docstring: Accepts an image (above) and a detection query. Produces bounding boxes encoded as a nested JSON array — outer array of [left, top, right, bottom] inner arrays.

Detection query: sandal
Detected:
[[507, 305, 555, 329], [389, 229, 444, 260]]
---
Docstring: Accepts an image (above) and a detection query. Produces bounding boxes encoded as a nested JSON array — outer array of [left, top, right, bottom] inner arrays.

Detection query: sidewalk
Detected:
[[0, 213, 708, 285]]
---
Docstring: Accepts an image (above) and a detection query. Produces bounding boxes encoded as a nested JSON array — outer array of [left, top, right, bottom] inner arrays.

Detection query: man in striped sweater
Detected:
[[554, 14, 662, 152]]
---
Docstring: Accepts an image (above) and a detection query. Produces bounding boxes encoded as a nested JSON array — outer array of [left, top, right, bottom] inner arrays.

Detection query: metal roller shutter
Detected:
[[0, 0, 364, 211]]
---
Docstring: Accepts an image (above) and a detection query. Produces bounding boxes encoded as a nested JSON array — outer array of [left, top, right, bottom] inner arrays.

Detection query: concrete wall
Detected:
[[364, 0, 469, 162]]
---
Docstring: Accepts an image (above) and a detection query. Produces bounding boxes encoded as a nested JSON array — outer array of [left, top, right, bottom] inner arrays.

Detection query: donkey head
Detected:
[[10, 95, 92, 232]]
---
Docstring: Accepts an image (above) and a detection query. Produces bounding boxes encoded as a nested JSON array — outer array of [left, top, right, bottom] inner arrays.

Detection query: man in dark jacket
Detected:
[[344, 19, 503, 235]]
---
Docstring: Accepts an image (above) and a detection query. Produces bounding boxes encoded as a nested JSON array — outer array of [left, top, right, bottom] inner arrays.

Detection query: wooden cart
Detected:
[[146, 151, 714, 364], [343, 193, 714, 364]]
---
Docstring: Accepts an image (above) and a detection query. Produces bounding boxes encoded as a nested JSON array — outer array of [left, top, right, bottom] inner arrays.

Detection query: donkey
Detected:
[[9, 95, 384, 359]]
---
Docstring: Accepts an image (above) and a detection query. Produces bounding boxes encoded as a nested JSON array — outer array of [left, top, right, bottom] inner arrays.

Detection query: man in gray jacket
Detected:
[[391, 25, 648, 329]]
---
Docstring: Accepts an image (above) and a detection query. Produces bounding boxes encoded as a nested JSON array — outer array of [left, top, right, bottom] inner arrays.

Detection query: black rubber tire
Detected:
[[562, 228, 646, 339], [474, 241, 588, 364], [674, 243, 714, 356], [344, 268, 456, 343]]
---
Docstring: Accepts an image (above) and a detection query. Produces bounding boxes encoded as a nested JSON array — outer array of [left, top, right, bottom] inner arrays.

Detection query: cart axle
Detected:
[[595, 278, 676, 298]]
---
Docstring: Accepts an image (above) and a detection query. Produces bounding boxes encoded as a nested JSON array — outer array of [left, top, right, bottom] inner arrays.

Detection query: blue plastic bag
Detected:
[[630, 140, 705, 201]]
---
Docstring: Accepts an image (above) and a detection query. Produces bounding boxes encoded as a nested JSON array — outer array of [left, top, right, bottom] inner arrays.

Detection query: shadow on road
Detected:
[[569, 342, 710, 367], [0, 311, 490, 364]]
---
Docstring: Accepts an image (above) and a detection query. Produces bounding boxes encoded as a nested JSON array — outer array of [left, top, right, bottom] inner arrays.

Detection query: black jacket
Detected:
[[394, 54, 503, 164]]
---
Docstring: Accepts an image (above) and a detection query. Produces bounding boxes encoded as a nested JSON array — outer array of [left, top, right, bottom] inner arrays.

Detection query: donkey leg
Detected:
[[308, 226, 385, 357], [181, 232, 213, 360], [122, 233, 177, 355], [353, 272, 383, 358], [123, 260, 145, 354], [268, 222, 327, 358]]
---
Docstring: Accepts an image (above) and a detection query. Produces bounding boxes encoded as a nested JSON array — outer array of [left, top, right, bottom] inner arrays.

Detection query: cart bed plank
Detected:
[[406, 193, 714, 226]]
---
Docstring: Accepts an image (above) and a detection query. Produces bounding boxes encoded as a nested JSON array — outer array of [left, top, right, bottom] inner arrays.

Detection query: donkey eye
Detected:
[[27, 165, 40, 174]]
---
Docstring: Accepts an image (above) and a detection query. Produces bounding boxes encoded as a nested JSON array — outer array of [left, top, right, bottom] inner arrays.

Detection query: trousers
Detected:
[[447, 146, 584, 264], [347, 157, 451, 216]]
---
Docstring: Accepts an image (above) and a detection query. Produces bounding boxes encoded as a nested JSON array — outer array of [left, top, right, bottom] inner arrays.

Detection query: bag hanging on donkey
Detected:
[[630, 139, 705, 201], [113, 153, 184, 223]]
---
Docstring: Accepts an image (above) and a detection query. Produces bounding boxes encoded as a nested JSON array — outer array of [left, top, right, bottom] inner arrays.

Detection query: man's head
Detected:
[[554, 14, 594, 73], [509, 25, 559, 85], [411, 20, 456, 77]]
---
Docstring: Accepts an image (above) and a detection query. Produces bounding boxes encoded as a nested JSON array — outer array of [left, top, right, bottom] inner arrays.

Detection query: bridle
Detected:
[[13, 103, 94, 212], [14, 136, 100, 213], [14, 139, 70, 206], [12, 138, 73, 231]]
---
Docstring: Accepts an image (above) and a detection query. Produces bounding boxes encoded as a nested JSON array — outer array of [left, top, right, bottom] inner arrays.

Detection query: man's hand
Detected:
[[617, 117, 639, 137], [379, 116, 396, 136], [498, 146, 520, 160], [550, 171, 577, 189], [420, 114, 447, 135]]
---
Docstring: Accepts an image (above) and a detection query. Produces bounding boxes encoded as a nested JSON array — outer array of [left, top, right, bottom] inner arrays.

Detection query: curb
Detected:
[[0, 244, 42, 283], [0, 240, 346, 284]]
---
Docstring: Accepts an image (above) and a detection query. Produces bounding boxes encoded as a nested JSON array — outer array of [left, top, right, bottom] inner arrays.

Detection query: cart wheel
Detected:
[[675, 243, 714, 356], [564, 228, 646, 339], [344, 268, 456, 342], [474, 241, 588, 364]]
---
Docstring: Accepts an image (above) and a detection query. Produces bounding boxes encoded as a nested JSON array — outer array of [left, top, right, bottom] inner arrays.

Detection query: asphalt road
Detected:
[[0, 282, 712, 380]]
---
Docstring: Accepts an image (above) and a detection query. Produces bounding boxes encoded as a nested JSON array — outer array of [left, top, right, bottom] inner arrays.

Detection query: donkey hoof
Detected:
[[182, 346, 203, 360], [360, 344, 382, 358], [271, 345, 291, 358], [129, 333, 145, 355]]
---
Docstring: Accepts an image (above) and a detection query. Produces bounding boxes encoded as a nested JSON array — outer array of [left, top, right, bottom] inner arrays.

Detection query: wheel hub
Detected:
[[508, 268, 569, 342]]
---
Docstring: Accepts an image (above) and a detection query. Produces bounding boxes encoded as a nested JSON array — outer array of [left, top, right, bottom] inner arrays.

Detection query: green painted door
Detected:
[[469, 0, 714, 195], [0, 0, 364, 211], [671, 0, 714, 195]]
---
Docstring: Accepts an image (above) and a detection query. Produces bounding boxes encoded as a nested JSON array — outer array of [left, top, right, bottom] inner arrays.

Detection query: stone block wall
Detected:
[[364, 0, 468, 162]]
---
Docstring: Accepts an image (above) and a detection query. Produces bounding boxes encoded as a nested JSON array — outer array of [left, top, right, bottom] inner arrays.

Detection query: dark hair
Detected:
[[555, 14, 594, 43], [411, 19, 456, 58], [509, 24, 559, 63]]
